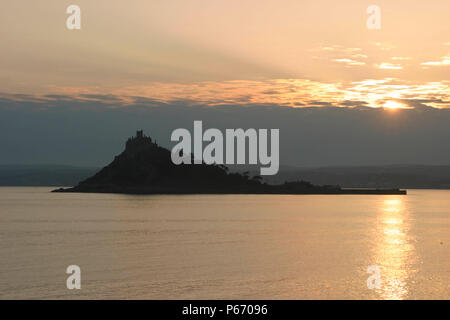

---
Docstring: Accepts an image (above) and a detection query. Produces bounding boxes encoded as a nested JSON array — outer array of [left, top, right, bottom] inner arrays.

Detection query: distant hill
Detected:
[[258, 165, 450, 189], [0, 164, 98, 186], [52, 131, 404, 194], [3, 163, 449, 190]]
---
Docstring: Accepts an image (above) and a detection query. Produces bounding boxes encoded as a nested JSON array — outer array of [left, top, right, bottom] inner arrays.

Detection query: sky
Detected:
[[1, 0, 449, 108], [0, 1, 449, 166]]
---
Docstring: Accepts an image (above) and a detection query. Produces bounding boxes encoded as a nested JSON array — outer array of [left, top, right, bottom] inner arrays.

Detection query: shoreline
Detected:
[[52, 187, 407, 195]]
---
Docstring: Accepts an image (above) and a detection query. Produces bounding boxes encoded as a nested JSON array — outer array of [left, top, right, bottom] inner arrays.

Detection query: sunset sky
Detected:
[[1, 1, 450, 167], [1, 0, 449, 109]]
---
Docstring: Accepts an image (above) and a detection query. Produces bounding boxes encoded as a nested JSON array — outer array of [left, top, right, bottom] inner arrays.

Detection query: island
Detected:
[[53, 131, 406, 195]]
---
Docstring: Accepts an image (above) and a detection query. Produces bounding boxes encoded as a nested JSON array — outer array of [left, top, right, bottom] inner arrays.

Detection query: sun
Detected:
[[383, 101, 405, 110]]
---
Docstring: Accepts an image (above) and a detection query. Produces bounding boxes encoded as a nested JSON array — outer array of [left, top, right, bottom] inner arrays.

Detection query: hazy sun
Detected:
[[383, 101, 405, 110]]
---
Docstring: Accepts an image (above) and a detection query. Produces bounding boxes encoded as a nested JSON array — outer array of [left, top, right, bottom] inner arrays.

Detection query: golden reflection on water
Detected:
[[372, 197, 415, 300]]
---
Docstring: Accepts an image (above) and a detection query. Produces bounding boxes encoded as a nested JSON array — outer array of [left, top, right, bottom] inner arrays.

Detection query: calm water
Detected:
[[0, 187, 449, 299]]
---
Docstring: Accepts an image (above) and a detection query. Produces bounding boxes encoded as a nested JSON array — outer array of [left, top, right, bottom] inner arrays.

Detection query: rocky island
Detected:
[[53, 131, 406, 195]]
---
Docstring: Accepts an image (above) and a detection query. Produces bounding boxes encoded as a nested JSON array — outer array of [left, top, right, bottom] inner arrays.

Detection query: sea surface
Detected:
[[0, 187, 449, 299]]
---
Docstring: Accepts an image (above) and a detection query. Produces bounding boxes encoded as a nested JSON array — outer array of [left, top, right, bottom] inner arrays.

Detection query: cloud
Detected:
[[317, 45, 362, 54], [403, 98, 450, 110], [78, 94, 123, 102], [372, 42, 396, 51], [391, 57, 411, 61], [421, 56, 450, 67], [313, 45, 367, 67], [308, 101, 335, 107], [333, 59, 366, 66], [340, 100, 369, 108], [1, 78, 449, 110], [376, 63, 403, 70], [351, 54, 368, 59]]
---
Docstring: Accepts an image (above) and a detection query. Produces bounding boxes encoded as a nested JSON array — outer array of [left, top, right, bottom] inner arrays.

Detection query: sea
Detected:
[[0, 187, 448, 299]]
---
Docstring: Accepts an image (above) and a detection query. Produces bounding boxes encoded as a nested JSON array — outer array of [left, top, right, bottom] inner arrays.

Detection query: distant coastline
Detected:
[[3, 164, 450, 190], [52, 131, 406, 195]]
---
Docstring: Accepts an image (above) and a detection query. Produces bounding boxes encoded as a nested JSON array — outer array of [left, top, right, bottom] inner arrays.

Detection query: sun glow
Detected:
[[383, 101, 406, 110]]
